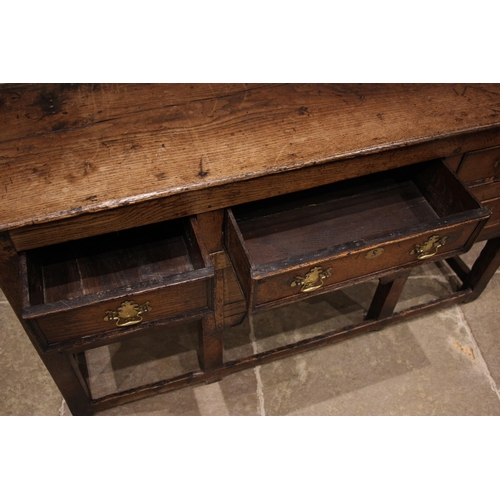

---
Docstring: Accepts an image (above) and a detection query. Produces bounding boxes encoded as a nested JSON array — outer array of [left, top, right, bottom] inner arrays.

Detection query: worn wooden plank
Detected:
[[2, 84, 500, 233], [0, 83, 271, 143], [9, 126, 500, 251]]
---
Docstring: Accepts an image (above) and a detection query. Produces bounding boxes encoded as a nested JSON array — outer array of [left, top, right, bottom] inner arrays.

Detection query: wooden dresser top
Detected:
[[1, 83, 500, 232]]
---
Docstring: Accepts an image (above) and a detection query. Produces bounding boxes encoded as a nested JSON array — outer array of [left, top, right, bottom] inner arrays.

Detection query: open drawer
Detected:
[[225, 160, 490, 313], [20, 217, 214, 347]]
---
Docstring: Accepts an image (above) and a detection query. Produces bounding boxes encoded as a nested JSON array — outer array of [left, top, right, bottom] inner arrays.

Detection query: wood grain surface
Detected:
[[2, 83, 500, 232]]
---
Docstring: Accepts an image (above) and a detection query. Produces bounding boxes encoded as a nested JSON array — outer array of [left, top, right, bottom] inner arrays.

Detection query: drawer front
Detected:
[[469, 181, 500, 202], [252, 222, 481, 310], [469, 183, 500, 241], [477, 222, 500, 241], [34, 278, 211, 344], [458, 146, 500, 184], [482, 197, 500, 227]]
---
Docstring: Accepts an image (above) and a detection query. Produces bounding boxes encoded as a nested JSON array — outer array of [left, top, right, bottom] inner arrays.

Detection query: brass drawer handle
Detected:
[[410, 235, 448, 260], [104, 300, 152, 327], [291, 266, 332, 293]]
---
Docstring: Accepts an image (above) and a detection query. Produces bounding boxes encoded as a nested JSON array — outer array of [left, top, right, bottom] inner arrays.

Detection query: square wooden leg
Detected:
[[365, 271, 411, 321], [39, 349, 93, 416], [461, 237, 500, 300]]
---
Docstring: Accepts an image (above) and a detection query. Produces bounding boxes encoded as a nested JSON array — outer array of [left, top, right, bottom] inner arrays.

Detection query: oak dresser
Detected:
[[1, 83, 500, 415]]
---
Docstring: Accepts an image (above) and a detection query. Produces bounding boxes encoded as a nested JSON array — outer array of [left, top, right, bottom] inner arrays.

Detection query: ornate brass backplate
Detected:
[[410, 235, 448, 260], [104, 300, 153, 327], [290, 266, 332, 293]]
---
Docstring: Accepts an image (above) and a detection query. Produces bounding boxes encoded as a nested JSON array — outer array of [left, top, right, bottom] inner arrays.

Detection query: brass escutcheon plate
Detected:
[[365, 247, 385, 259]]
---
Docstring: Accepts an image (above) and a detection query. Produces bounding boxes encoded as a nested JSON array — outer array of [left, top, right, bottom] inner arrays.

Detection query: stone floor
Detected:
[[1, 243, 499, 416]]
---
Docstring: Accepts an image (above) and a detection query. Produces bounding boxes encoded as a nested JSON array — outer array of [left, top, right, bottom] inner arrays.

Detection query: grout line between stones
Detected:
[[249, 315, 266, 416], [407, 274, 451, 279], [455, 305, 500, 403], [58, 398, 67, 416]]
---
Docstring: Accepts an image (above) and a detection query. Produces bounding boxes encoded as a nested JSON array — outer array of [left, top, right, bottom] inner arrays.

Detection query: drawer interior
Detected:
[[23, 218, 209, 308], [230, 160, 485, 269]]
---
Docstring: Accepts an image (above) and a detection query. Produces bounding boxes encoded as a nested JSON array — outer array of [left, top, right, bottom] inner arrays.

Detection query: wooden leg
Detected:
[[0, 232, 23, 316], [461, 236, 500, 301], [38, 349, 93, 416], [198, 315, 224, 371], [195, 210, 225, 372], [445, 256, 470, 283], [75, 351, 90, 384], [197, 244, 226, 372], [18, 315, 94, 416], [365, 271, 411, 321]]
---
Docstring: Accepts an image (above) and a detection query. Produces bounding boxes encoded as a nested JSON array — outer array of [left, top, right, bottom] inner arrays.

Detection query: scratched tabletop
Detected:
[[1, 83, 500, 231]]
